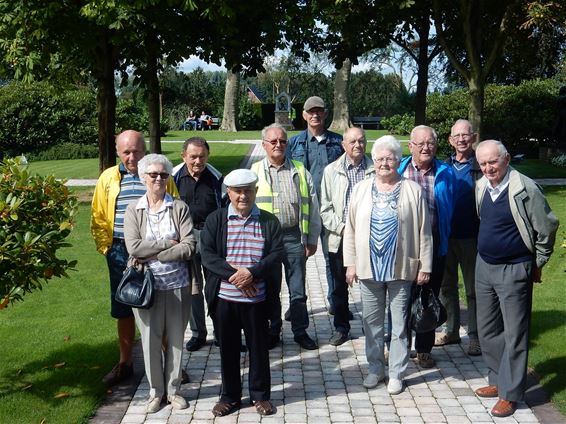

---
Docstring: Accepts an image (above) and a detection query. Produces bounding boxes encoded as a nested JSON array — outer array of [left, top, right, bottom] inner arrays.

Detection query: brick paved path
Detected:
[[91, 141, 564, 424]]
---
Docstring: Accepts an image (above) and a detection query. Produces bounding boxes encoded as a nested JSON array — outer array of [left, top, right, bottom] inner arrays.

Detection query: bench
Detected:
[[181, 117, 221, 131], [200, 117, 220, 131], [352, 116, 382, 129], [511, 154, 526, 164]]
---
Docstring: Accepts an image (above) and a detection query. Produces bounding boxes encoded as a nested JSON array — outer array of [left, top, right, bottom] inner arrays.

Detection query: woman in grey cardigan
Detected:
[[124, 154, 196, 414]]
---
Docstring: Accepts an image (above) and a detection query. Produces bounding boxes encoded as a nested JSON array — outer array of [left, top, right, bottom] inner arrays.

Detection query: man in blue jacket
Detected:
[[287, 96, 344, 316], [398, 125, 455, 369]]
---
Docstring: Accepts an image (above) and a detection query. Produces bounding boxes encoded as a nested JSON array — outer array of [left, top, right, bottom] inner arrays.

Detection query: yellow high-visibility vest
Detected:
[[251, 159, 310, 236]]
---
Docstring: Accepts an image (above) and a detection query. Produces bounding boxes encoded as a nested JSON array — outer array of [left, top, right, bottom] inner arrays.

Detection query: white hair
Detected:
[[137, 154, 173, 185], [371, 135, 402, 161]]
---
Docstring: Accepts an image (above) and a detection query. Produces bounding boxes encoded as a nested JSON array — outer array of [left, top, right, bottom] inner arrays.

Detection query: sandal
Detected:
[[253, 399, 274, 416], [212, 400, 240, 417]]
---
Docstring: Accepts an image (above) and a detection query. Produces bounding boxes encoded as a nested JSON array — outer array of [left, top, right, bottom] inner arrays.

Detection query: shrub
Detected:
[[239, 98, 262, 130], [426, 79, 560, 154], [26, 143, 99, 161], [0, 157, 78, 309], [551, 153, 566, 168], [380, 113, 414, 136], [0, 81, 98, 155]]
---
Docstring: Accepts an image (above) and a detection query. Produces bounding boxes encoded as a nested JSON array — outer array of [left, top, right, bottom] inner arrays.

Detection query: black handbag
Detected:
[[410, 285, 447, 333], [115, 263, 155, 309]]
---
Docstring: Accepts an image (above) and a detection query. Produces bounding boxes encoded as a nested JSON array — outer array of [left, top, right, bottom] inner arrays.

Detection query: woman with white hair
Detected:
[[124, 154, 196, 413], [343, 135, 433, 395]]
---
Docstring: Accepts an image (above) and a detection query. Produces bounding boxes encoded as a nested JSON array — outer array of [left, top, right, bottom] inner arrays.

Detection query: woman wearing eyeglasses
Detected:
[[343, 135, 433, 395], [124, 154, 196, 413]]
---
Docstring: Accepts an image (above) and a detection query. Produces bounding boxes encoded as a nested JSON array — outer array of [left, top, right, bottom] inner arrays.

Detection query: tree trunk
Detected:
[[220, 69, 240, 132], [95, 33, 117, 173], [329, 58, 352, 131], [146, 33, 161, 153], [467, 76, 484, 139], [414, 19, 431, 125]]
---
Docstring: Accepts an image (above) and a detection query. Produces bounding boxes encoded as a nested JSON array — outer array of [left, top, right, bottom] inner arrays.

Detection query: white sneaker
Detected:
[[387, 378, 404, 395], [363, 373, 383, 389], [167, 394, 188, 410], [146, 396, 162, 413]]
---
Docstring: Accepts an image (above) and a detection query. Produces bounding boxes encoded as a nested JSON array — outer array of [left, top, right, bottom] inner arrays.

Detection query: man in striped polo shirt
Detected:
[[91, 130, 178, 386], [200, 169, 283, 417]]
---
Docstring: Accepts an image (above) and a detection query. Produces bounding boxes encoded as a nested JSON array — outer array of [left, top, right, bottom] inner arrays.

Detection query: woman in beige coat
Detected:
[[343, 135, 432, 395], [124, 154, 196, 413]]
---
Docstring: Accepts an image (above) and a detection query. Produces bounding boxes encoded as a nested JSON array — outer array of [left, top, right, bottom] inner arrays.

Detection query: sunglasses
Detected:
[[146, 172, 170, 180]]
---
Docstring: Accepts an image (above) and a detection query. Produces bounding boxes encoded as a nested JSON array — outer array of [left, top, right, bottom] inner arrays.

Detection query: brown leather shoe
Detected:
[[475, 385, 498, 398], [491, 399, 516, 417]]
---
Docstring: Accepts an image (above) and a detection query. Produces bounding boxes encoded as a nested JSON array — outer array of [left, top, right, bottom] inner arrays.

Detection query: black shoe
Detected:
[[294, 333, 318, 350], [284, 308, 291, 321], [185, 337, 206, 352], [329, 332, 348, 346], [328, 305, 335, 315], [267, 334, 280, 350], [102, 362, 133, 386], [181, 369, 190, 384]]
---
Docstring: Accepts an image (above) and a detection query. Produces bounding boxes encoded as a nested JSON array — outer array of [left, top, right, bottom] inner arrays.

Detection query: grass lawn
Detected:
[[0, 202, 117, 423], [529, 186, 566, 415], [162, 128, 390, 141], [27, 142, 252, 180]]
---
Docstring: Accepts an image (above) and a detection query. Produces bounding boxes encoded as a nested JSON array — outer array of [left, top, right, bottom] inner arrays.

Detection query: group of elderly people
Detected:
[[92, 99, 558, 419]]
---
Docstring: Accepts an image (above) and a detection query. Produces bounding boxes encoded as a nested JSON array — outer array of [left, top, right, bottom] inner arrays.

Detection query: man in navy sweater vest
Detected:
[[474, 140, 558, 418]]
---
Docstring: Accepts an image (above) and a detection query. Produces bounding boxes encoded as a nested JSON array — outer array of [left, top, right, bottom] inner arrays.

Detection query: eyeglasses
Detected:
[[374, 157, 397, 164], [411, 141, 436, 149], [264, 139, 287, 146], [146, 172, 170, 180], [450, 133, 473, 139]]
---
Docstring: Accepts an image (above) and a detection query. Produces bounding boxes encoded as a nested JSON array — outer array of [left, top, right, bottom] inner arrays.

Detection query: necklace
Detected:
[[147, 209, 166, 240]]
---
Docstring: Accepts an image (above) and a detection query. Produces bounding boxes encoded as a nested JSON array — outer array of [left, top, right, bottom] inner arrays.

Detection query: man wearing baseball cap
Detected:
[[200, 169, 284, 417], [288, 96, 344, 316]]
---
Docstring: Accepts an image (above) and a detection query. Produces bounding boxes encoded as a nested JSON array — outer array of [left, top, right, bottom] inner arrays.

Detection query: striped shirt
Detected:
[[267, 159, 299, 229], [343, 157, 367, 221], [113, 163, 146, 239], [218, 205, 266, 303], [403, 160, 437, 230]]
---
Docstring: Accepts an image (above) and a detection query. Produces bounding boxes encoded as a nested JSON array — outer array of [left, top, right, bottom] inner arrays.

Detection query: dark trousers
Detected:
[[216, 299, 270, 403], [328, 240, 350, 334], [278, 228, 309, 336], [415, 233, 446, 354], [475, 255, 533, 401]]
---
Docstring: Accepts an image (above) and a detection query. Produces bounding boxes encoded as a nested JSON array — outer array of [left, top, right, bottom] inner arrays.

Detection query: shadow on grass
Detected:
[[0, 340, 116, 405]]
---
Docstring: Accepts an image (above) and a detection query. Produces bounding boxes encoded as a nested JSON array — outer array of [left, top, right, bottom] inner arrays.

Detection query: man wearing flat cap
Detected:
[[288, 96, 344, 316], [200, 169, 284, 417]]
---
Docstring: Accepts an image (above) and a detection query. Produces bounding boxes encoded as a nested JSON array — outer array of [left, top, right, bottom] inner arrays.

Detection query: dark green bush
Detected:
[[380, 113, 415, 136], [0, 81, 98, 155], [425, 79, 560, 154], [26, 143, 99, 161], [239, 98, 262, 130]]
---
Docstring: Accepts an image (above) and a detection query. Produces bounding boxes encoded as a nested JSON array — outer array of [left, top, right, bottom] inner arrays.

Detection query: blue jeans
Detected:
[[281, 228, 309, 336], [360, 279, 412, 380], [106, 240, 134, 319]]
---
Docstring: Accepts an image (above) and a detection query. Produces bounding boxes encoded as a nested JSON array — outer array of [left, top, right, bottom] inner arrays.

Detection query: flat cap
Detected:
[[303, 96, 325, 111], [224, 169, 258, 187]]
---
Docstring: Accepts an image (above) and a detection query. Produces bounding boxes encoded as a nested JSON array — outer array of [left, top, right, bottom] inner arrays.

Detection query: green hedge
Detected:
[[0, 82, 98, 156], [0, 81, 159, 159], [426, 79, 559, 154]]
